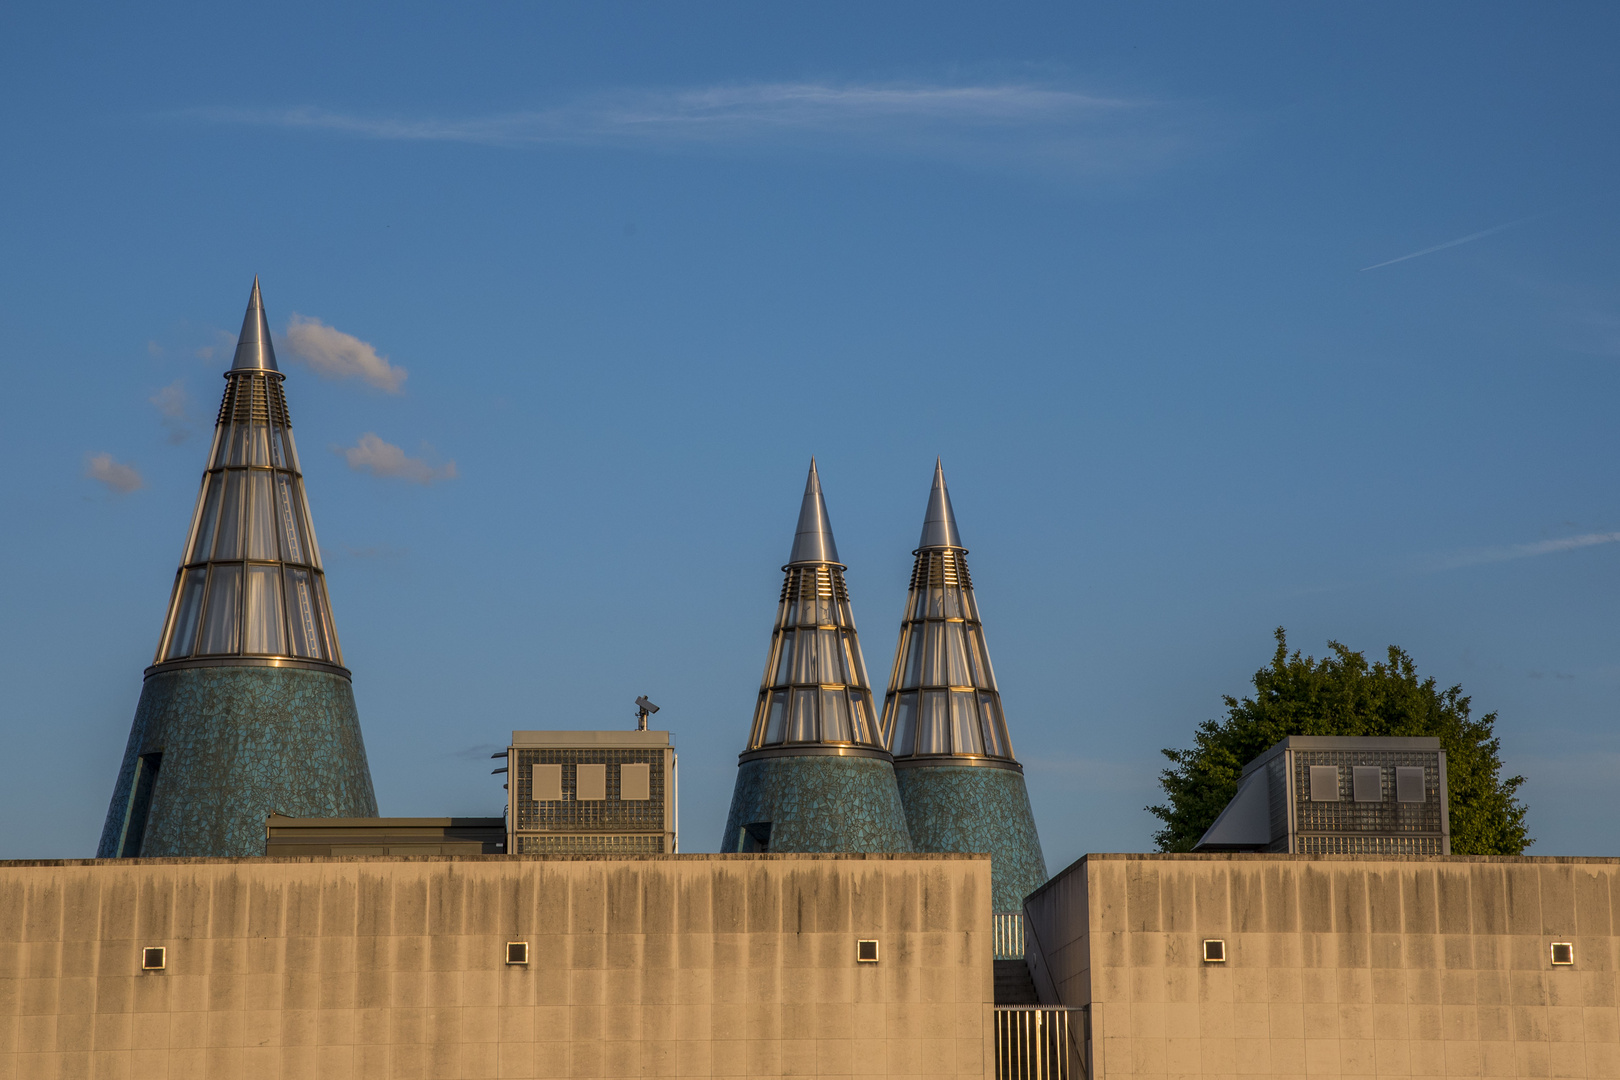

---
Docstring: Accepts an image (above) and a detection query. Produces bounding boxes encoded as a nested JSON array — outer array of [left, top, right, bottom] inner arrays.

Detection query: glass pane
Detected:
[[944, 622, 972, 687], [275, 474, 306, 562], [764, 690, 788, 744], [893, 693, 918, 756], [227, 422, 250, 466], [975, 628, 999, 691], [963, 588, 981, 623], [214, 471, 244, 559], [816, 591, 837, 627], [315, 576, 341, 665], [789, 689, 816, 741], [918, 691, 949, 754], [280, 428, 303, 473], [821, 689, 850, 742], [246, 473, 276, 559], [841, 598, 858, 629], [295, 478, 324, 568], [847, 634, 871, 690], [197, 565, 242, 655], [928, 584, 945, 618], [912, 588, 928, 619], [284, 567, 324, 659], [979, 694, 1007, 757], [791, 626, 817, 683], [189, 475, 223, 564], [211, 426, 231, 468], [920, 622, 942, 686], [243, 566, 284, 654], [249, 424, 270, 467], [816, 628, 840, 684], [164, 569, 207, 660], [849, 692, 872, 745], [902, 627, 925, 688], [773, 630, 795, 686], [951, 691, 983, 755], [269, 425, 287, 468], [943, 585, 963, 619]]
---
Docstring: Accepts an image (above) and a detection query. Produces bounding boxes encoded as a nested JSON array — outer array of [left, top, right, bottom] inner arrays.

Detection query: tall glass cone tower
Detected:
[[720, 461, 913, 853], [97, 279, 378, 858], [882, 461, 1045, 911]]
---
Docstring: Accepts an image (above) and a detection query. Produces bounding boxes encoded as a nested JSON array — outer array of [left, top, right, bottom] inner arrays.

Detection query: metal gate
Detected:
[[994, 1006, 1085, 1080]]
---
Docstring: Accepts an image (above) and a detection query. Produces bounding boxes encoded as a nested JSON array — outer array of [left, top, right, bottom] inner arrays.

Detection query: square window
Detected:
[[856, 939, 879, 963], [620, 763, 651, 801], [576, 764, 607, 801], [1551, 942, 1574, 966], [506, 942, 530, 965], [142, 947, 166, 971], [532, 764, 562, 802], [1353, 766, 1383, 802], [1309, 765, 1341, 802], [1396, 767, 1425, 803], [1202, 939, 1225, 963]]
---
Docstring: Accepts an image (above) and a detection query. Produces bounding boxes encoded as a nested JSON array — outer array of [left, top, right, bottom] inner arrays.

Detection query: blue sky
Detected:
[[2, 3, 1618, 864]]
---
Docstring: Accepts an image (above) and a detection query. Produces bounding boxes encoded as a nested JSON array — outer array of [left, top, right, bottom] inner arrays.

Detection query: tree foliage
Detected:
[[1148, 628, 1530, 855]]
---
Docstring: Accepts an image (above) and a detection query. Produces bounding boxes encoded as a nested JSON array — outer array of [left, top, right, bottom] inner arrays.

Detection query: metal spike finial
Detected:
[[916, 457, 964, 550], [228, 276, 281, 374], [787, 458, 842, 565]]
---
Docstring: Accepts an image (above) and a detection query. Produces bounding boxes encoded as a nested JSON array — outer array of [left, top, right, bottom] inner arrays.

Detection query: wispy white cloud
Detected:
[[149, 380, 192, 444], [336, 433, 456, 485], [1361, 214, 1543, 272], [180, 81, 1203, 177], [85, 453, 144, 494], [284, 315, 408, 393], [1422, 531, 1620, 573]]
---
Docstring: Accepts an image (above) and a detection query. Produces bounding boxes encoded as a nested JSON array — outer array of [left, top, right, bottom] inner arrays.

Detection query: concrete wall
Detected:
[[1024, 853, 1620, 1079], [0, 853, 991, 1078]]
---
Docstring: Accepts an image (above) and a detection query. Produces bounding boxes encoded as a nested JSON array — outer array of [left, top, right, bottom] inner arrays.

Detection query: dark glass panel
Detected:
[[197, 565, 242, 655], [163, 569, 207, 660], [763, 690, 788, 744], [893, 693, 918, 756], [188, 475, 223, 564], [214, 471, 244, 559]]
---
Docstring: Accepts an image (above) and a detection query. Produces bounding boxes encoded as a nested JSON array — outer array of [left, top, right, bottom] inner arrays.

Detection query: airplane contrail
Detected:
[[1360, 214, 1541, 271]]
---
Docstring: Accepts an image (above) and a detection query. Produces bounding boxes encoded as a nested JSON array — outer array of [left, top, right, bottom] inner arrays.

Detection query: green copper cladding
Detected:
[[883, 461, 1047, 909], [98, 280, 377, 858], [720, 460, 913, 853]]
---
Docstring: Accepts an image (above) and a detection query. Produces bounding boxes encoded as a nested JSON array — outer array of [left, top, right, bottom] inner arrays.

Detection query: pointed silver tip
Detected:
[[917, 458, 965, 550], [228, 276, 281, 374], [787, 459, 842, 565]]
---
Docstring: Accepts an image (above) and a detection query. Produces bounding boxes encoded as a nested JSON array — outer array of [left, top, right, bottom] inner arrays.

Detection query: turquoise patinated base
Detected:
[[720, 755, 914, 853], [895, 764, 1047, 912], [97, 665, 378, 858]]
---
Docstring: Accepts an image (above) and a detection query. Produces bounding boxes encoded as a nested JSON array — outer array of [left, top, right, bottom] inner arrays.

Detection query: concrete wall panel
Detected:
[[1026, 854, 1620, 1079], [0, 853, 989, 1078]]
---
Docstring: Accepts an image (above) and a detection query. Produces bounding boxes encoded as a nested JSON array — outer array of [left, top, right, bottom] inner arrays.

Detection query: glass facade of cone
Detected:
[[883, 547, 1014, 763], [745, 563, 883, 751], [153, 370, 343, 669]]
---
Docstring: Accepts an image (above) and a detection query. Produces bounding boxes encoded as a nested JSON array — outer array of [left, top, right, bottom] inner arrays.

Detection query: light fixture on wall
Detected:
[[1551, 942, 1574, 966], [1202, 940, 1226, 963], [857, 940, 879, 963], [142, 947, 166, 971], [506, 942, 530, 965]]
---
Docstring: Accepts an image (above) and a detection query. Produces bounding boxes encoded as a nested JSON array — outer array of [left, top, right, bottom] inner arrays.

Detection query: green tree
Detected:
[[1148, 628, 1530, 855]]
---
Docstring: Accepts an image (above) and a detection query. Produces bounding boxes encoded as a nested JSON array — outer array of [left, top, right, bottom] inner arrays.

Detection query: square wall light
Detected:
[[1202, 940, 1226, 963], [506, 942, 530, 965], [142, 947, 166, 971], [1551, 942, 1574, 966], [857, 940, 879, 963]]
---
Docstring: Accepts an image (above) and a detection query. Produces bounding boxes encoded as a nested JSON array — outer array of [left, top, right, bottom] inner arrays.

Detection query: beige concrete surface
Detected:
[[0, 853, 991, 1079], [1024, 854, 1620, 1079]]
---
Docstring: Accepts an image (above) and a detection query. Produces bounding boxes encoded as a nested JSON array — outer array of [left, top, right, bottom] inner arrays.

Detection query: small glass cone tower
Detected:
[[97, 279, 378, 858], [720, 461, 913, 853], [883, 461, 1046, 911]]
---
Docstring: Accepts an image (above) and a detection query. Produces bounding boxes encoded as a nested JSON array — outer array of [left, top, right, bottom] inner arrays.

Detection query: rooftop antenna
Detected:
[[635, 695, 659, 731]]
